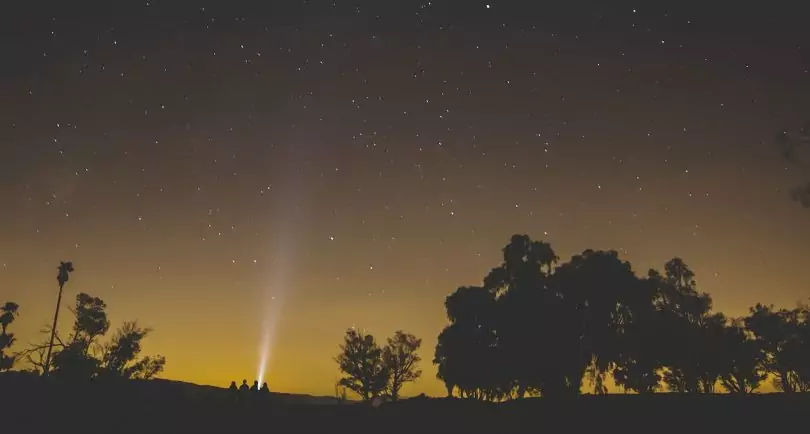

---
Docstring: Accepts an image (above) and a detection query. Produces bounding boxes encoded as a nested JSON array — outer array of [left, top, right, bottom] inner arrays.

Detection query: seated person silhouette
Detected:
[[260, 382, 270, 394], [237, 379, 250, 404], [228, 381, 238, 400], [251, 380, 260, 393]]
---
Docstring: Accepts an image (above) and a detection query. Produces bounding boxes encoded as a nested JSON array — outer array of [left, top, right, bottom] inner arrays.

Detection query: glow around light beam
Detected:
[[256, 139, 308, 389], [256, 257, 288, 388]]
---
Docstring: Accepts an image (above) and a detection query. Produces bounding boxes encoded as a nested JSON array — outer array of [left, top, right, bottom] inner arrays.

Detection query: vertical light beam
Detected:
[[256, 270, 286, 387]]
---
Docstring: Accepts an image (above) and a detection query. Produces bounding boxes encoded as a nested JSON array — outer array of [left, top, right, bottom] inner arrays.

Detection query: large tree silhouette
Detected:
[[485, 235, 558, 398], [612, 272, 666, 394], [335, 328, 389, 401], [552, 249, 645, 395], [435, 235, 659, 400], [718, 320, 767, 395], [653, 258, 722, 393]]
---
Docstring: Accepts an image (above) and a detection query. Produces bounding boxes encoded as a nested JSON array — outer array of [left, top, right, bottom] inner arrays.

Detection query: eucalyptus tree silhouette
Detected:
[[43, 261, 74, 376], [611, 272, 666, 394], [434, 286, 501, 400], [435, 235, 655, 400], [652, 258, 722, 393], [485, 235, 558, 398]]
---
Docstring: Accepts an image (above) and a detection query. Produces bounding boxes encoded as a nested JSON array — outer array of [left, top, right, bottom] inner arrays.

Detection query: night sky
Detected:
[[2, 1, 810, 397]]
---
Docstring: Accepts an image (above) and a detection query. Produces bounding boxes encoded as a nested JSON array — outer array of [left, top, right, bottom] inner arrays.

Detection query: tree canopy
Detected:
[[335, 328, 389, 401], [434, 234, 810, 399]]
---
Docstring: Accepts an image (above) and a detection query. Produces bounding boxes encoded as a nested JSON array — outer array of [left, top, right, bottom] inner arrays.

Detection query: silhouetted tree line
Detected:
[[335, 329, 422, 402], [433, 234, 810, 400], [1, 261, 166, 381]]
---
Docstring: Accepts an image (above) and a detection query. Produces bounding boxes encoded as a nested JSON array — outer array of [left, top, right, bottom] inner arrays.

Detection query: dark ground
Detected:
[[1, 373, 806, 433]]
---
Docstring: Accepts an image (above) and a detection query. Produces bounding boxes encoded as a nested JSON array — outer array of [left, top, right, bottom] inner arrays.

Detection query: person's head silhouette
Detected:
[[242, 379, 247, 385]]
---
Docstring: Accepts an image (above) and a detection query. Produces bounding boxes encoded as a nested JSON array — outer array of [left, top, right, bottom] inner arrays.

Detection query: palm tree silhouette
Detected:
[[43, 261, 75, 376]]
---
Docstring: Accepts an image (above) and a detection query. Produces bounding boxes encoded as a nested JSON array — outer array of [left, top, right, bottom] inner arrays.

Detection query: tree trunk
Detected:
[[779, 370, 795, 393], [43, 282, 65, 376]]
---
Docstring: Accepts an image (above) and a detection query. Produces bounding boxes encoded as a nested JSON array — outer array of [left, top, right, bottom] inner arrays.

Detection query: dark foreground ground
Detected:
[[2, 373, 807, 433]]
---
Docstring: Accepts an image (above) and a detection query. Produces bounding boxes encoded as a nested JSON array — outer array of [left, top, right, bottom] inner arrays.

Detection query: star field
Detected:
[[2, 1, 810, 396]]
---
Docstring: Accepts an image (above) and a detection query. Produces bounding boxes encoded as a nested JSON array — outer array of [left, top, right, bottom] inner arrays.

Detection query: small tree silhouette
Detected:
[[100, 321, 166, 379], [69, 293, 111, 349], [51, 292, 110, 379], [334, 328, 389, 401], [382, 330, 422, 401], [0, 301, 20, 371], [44, 261, 74, 376], [744, 303, 810, 392], [0, 302, 19, 335]]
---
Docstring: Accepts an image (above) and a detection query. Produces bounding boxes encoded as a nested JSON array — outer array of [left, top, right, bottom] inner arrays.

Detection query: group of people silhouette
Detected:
[[229, 379, 271, 404]]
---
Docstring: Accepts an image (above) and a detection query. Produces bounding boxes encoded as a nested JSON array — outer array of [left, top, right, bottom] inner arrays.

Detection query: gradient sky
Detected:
[[2, 1, 810, 397]]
